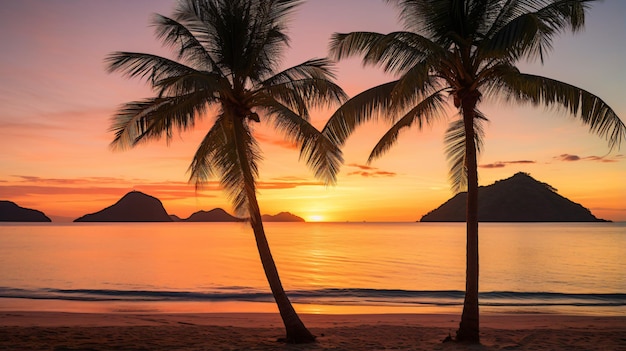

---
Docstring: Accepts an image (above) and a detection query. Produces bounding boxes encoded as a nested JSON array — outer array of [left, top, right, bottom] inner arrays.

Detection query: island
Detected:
[[420, 172, 607, 222], [261, 212, 305, 222], [74, 191, 173, 222], [72, 191, 306, 223], [183, 208, 244, 222], [0, 201, 51, 222]]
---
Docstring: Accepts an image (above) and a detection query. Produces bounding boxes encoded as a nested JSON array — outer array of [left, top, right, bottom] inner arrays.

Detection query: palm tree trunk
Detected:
[[232, 117, 316, 344], [246, 190, 316, 343], [456, 95, 480, 343]]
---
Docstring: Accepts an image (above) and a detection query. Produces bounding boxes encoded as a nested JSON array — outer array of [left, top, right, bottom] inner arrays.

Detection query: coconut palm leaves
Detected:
[[106, 0, 346, 343], [444, 111, 487, 193], [106, 0, 345, 209], [324, 0, 624, 343], [491, 70, 625, 149]]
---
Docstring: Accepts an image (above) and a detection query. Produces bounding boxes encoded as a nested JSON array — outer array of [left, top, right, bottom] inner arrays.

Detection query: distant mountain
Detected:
[[184, 208, 243, 222], [0, 201, 51, 222], [169, 214, 183, 222], [261, 212, 305, 222], [420, 172, 607, 222], [74, 191, 172, 222]]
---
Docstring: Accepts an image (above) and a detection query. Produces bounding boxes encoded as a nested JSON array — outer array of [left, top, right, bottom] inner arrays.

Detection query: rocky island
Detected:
[[184, 208, 243, 222], [73, 191, 305, 223], [0, 201, 51, 222], [74, 191, 172, 222], [420, 172, 607, 222], [261, 212, 305, 222]]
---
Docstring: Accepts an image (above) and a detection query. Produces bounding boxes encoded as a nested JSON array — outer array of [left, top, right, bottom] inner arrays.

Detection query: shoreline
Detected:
[[1, 311, 624, 350], [2, 297, 623, 316]]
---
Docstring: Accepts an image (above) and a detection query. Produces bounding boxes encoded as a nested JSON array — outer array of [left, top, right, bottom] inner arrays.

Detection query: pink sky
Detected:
[[0, 0, 624, 222]]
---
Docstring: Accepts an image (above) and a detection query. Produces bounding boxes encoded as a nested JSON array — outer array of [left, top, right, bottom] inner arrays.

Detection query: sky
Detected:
[[0, 0, 624, 222]]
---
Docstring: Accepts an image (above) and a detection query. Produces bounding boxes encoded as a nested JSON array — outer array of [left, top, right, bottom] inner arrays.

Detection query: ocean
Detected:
[[0, 222, 624, 315]]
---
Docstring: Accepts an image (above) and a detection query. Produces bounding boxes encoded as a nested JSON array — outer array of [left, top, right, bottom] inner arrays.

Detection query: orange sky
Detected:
[[0, 0, 624, 222]]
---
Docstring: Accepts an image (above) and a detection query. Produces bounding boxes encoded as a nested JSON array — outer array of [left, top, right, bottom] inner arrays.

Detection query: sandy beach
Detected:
[[1, 312, 624, 350]]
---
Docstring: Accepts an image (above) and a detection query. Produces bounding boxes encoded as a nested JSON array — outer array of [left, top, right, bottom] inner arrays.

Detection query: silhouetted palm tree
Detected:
[[323, 0, 624, 343], [106, 0, 346, 343]]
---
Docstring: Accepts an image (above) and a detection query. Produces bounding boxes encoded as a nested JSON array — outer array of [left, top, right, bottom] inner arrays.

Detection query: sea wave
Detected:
[[0, 287, 623, 307]]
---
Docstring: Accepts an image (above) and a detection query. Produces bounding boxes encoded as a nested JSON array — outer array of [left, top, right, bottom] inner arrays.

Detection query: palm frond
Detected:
[[264, 0, 304, 20], [323, 81, 398, 146], [496, 72, 625, 150], [391, 58, 430, 95], [444, 112, 487, 194], [242, 1, 288, 82], [331, 31, 443, 74], [250, 0, 303, 51], [261, 58, 338, 85], [174, 0, 253, 80], [467, 0, 495, 36], [385, 0, 449, 40], [481, 0, 591, 62], [330, 31, 387, 61], [154, 71, 229, 99], [191, 0, 298, 84], [388, 0, 487, 49], [258, 78, 346, 117], [368, 91, 447, 163], [483, 0, 530, 40], [444, 118, 468, 194], [105, 52, 196, 87], [257, 58, 347, 117], [171, 0, 223, 63], [188, 112, 261, 217], [187, 113, 230, 184], [153, 14, 220, 72], [262, 100, 343, 185], [360, 31, 441, 73], [389, 60, 446, 113], [109, 93, 210, 150]]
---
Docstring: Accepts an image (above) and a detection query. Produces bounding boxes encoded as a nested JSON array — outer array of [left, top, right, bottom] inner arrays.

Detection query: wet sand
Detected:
[[1, 312, 624, 350]]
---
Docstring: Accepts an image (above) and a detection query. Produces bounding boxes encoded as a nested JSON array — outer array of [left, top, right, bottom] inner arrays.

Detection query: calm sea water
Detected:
[[0, 222, 624, 315]]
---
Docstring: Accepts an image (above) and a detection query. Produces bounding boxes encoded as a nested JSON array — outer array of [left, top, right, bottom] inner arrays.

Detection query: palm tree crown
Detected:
[[107, 0, 346, 216], [106, 0, 346, 343], [324, 0, 624, 343], [326, 0, 623, 189]]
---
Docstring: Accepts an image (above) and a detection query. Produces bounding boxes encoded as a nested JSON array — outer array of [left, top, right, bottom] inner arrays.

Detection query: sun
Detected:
[[308, 215, 324, 222]]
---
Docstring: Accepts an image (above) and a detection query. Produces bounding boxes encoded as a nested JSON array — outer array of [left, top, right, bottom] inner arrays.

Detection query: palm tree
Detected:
[[105, 0, 346, 343], [323, 0, 624, 343]]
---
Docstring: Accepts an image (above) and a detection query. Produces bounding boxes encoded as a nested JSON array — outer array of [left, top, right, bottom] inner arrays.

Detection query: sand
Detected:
[[0, 312, 624, 350]]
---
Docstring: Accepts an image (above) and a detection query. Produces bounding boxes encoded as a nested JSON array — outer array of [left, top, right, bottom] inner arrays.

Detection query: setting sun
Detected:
[[308, 215, 324, 222]]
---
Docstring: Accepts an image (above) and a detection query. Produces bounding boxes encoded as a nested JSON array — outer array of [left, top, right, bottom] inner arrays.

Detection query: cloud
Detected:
[[270, 176, 310, 182], [1, 108, 113, 135], [347, 171, 398, 177], [481, 154, 623, 168], [0, 185, 128, 197], [0, 175, 218, 200], [479, 160, 536, 169], [0, 174, 325, 201], [581, 155, 623, 163], [346, 163, 377, 171], [556, 154, 581, 162], [0, 184, 217, 200], [480, 163, 506, 169], [254, 132, 298, 150], [554, 154, 623, 163], [257, 180, 324, 189], [12, 175, 150, 185], [345, 163, 397, 177]]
